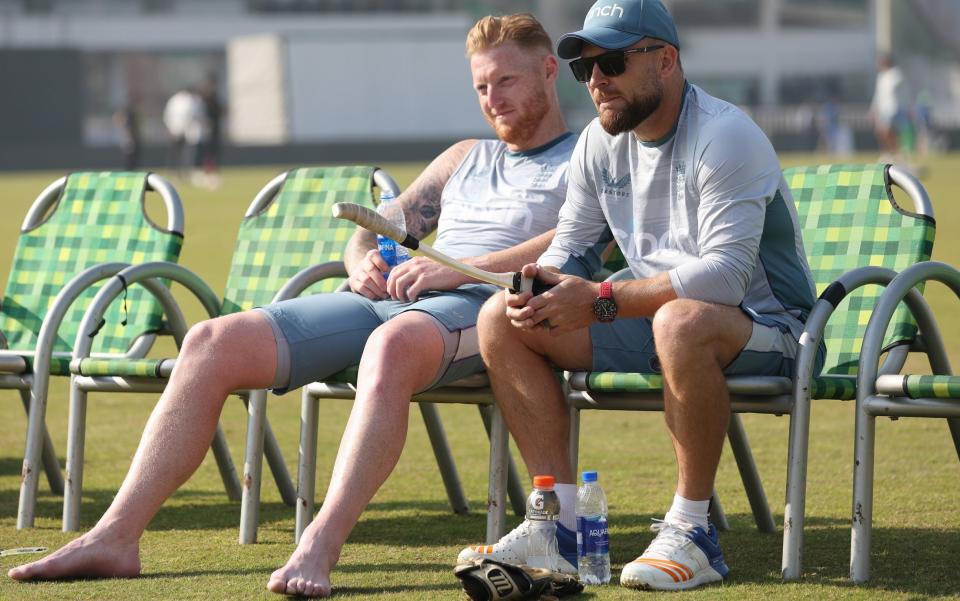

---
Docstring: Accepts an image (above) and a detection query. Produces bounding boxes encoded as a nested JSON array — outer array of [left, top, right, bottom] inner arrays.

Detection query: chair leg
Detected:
[[782, 393, 813, 580], [727, 413, 776, 533], [478, 405, 525, 517], [850, 403, 877, 583], [18, 389, 64, 496], [709, 489, 730, 531], [568, 405, 580, 480], [296, 387, 320, 543], [486, 403, 509, 543], [18, 385, 57, 528], [948, 418, 960, 463], [211, 423, 241, 502], [239, 389, 268, 544], [62, 382, 87, 531], [419, 403, 469, 514], [263, 417, 297, 507]]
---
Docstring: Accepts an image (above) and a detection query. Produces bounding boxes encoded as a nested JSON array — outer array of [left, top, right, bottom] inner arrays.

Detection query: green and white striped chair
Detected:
[[564, 163, 937, 580], [851, 260, 960, 582], [2, 172, 239, 531], [65, 166, 406, 543]]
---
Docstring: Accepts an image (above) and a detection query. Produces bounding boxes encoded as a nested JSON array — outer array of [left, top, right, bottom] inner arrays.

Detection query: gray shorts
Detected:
[[589, 312, 808, 377], [256, 283, 498, 395]]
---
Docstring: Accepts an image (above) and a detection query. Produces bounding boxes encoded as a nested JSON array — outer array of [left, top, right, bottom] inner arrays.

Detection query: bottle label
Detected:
[[377, 235, 398, 269], [577, 515, 609, 556]]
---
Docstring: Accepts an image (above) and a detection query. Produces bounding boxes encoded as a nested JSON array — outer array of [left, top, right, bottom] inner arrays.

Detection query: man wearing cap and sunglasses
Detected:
[[465, 0, 823, 591]]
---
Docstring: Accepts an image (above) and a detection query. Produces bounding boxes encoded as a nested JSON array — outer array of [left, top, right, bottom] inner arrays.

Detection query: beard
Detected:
[[485, 85, 550, 146], [598, 79, 663, 135]]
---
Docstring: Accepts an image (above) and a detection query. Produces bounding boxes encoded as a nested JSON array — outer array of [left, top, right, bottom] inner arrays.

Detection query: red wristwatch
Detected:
[[593, 281, 618, 323]]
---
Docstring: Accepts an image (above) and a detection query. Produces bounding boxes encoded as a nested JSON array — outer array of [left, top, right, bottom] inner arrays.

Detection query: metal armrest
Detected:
[[859, 261, 960, 389], [272, 261, 348, 303], [72, 262, 223, 363]]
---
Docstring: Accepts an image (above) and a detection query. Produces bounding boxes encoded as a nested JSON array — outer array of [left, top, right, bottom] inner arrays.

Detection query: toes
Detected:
[[8, 562, 39, 581], [266, 574, 287, 594], [303, 581, 330, 598], [287, 577, 305, 595]]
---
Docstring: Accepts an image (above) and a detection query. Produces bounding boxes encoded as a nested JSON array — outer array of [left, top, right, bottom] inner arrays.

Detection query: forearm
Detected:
[[608, 272, 677, 319], [344, 229, 377, 274], [463, 229, 556, 274]]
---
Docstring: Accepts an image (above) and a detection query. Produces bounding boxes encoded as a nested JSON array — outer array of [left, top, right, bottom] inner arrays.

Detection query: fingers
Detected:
[[386, 257, 424, 301], [348, 249, 389, 299]]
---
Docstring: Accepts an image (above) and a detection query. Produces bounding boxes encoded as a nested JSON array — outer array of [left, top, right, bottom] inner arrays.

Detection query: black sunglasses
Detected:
[[568, 45, 666, 83]]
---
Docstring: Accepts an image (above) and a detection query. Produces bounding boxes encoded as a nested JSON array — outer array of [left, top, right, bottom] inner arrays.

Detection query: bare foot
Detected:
[[7, 531, 140, 581], [266, 535, 335, 598]]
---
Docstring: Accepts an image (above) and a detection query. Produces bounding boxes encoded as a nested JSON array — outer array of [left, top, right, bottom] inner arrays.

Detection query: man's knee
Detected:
[[653, 299, 750, 365], [180, 312, 261, 365], [652, 299, 707, 345], [364, 319, 421, 359], [477, 294, 513, 350]]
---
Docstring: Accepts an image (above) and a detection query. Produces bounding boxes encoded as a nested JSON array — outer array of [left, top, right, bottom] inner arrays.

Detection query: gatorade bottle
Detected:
[[525, 475, 561, 571]]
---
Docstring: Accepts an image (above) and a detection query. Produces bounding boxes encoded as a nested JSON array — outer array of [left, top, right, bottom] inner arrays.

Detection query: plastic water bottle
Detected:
[[576, 470, 611, 584], [525, 475, 560, 571], [376, 191, 410, 271]]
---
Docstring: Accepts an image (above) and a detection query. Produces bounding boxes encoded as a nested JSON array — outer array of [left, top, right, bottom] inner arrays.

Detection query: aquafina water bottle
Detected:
[[375, 191, 410, 272], [576, 470, 610, 584], [525, 475, 560, 571]]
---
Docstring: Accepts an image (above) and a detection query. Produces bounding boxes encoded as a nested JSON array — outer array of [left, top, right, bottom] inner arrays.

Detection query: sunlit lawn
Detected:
[[0, 152, 958, 599]]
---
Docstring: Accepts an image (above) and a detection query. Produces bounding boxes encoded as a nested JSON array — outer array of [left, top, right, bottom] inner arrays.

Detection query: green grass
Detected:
[[0, 154, 959, 600]]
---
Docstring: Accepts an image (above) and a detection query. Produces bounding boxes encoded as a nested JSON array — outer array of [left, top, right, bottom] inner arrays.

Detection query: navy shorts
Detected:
[[589, 313, 807, 377]]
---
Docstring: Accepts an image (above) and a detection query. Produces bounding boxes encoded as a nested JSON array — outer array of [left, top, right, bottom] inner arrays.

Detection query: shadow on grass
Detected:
[[0, 457, 27, 477]]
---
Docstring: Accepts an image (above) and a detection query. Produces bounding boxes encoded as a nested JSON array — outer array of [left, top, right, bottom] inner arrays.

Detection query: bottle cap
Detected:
[[581, 470, 598, 483], [379, 190, 395, 201], [532, 475, 555, 489]]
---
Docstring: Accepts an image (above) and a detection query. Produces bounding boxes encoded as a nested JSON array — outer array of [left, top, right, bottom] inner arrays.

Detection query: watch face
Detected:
[[593, 297, 618, 322]]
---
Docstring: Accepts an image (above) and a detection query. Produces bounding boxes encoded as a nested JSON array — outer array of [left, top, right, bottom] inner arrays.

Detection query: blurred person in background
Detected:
[[197, 74, 226, 189], [112, 94, 141, 170], [870, 54, 909, 160], [162, 86, 205, 181]]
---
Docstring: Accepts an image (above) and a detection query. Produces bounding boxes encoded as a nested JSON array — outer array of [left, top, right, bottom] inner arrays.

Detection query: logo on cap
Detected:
[[588, 2, 625, 20]]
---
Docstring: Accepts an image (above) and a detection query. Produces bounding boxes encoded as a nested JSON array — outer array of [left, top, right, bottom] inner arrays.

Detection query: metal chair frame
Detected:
[[12, 174, 241, 530], [851, 260, 960, 582]]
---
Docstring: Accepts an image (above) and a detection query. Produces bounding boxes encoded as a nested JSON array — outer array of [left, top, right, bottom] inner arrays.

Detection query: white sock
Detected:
[[664, 492, 710, 530], [555, 483, 577, 531]]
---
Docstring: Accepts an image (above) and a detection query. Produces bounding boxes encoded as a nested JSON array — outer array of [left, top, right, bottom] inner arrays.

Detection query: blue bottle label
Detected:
[[576, 515, 609, 556], [377, 235, 398, 268]]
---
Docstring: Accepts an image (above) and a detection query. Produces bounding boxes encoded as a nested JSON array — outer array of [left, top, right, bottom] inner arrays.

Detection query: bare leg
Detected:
[[653, 300, 752, 501], [8, 311, 277, 582], [476, 295, 593, 485], [267, 312, 445, 598]]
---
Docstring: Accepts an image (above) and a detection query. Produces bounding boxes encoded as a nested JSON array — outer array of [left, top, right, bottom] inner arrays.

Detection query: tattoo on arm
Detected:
[[399, 139, 476, 240], [343, 139, 475, 274]]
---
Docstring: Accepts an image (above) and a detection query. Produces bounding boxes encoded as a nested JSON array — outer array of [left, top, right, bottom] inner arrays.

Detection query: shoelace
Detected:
[[643, 519, 695, 558]]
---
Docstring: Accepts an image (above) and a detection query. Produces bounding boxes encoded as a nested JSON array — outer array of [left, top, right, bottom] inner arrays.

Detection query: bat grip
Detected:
[[510, 272, 554, 295]]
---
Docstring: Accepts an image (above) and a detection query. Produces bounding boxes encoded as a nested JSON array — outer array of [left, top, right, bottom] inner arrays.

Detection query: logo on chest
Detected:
[[599, 167, 631, 198]]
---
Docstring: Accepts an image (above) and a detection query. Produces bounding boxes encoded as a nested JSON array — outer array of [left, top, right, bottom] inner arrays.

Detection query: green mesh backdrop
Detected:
[[786, 164, 935, 375], [0, 172, 183, 360], [221, 166, 377, 315]]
